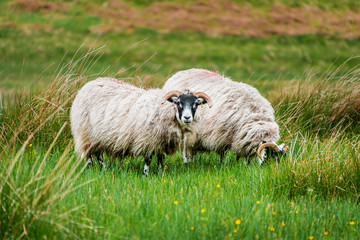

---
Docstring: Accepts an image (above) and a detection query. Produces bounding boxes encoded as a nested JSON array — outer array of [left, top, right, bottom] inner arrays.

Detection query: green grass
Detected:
[[2, 140, 360, 239], [1, 30, 360, 92], [1, 45, 360, 239], [2, 0, 360, 92]]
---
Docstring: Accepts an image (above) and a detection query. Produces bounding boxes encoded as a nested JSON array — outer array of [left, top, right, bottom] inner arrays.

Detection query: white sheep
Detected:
[[162, 69, 287, 165], [70, 77, 212, 175]]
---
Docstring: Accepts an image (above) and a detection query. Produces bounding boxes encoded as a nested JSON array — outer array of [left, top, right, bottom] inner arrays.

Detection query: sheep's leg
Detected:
[[181, 134, 192, 164], [182, 150, 192, 164], [219, 152, 225, 164], [181, 141, 187, 164], [181, 143, 192, 164], [157, 155, 164, 174], [95, 152, 105, 168], [143, 157, 151, 177], [182, 150, 188, 164], [86, 155, 93, 167], [234, 154, 243, 163]]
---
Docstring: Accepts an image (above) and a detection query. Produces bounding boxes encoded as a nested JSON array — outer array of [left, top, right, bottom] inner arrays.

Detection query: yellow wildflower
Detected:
[[216, 184, 220, 188], [62, 206, 66, 210], [201, 208, 205, 213], [324, 232, 328, 235], [270, 228, 275, 231], [174, 201, 179, 205], [256, 201, 260, 204], [281, 223, 285, 227], [29, 144, 32, 147], [272, 212, 276, 215], [235, 219, 241, 225], [350, 221, 355, 225], [233, 229, 238, 233], [190, 226, 194, 230], [295, 210, 299, 214], [308, 236, 314, 240]]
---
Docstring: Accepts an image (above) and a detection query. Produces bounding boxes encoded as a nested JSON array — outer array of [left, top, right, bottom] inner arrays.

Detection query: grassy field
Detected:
[[1, 0, 360, 239], [2, 0, 360, 92]]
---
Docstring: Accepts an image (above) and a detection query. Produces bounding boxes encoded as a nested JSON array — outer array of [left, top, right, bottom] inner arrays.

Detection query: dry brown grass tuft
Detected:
[[88, 0, 360, 39], [9, 0, 360, 38], [10, 0, 65, 12], [274, 66, 360, 137]]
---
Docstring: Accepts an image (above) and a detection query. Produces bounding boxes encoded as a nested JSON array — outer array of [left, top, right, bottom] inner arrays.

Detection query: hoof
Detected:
[[143, 169, 150, 177], [99, 161, 106, 169], [86, 159, 93, 167]]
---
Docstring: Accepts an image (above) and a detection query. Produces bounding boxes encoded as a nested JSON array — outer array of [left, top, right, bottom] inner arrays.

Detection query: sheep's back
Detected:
[[163, 69, 279, 156], [71, 78, 179, 158]]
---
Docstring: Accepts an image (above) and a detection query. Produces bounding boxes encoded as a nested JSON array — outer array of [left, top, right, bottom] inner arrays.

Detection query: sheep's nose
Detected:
[[184, 116, 190, 120]]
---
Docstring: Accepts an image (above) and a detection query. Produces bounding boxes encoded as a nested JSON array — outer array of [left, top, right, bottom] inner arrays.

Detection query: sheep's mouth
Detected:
[[182, 120, 192, 124]]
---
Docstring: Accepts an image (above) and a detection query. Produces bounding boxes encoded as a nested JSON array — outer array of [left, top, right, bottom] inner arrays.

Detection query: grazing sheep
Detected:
[[162, 69, 287, 165], [70, 77, 212, 175]]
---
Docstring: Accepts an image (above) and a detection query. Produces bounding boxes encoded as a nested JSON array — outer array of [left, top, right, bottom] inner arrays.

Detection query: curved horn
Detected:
[[257, 142, 280, 160], [193, 92, 213, 108], [161, 90, 182, 104], [283, 145, 289, 153]]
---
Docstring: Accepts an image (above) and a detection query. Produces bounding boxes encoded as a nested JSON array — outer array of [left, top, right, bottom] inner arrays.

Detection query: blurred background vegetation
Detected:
[[1, 0, 360, 93]]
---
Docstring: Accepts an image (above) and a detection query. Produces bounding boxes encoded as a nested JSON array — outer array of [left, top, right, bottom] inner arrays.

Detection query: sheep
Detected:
[[70, 77, 212, 175], [162, 68, 288, 165]]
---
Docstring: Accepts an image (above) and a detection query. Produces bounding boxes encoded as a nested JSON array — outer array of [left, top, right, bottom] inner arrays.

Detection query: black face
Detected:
[[264, 147, 287, 162], [260, 141, 287, 166], [168, 94, 207, 124]]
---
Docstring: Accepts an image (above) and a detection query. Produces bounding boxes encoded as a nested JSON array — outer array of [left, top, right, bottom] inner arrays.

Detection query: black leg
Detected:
[[143, 157, 152, 177], [86, 155, 93, 167], [219, 152, 225, 164], [157, 154, 164, 174], [245, 156, 251, 164], [95, 152, 105, 168]]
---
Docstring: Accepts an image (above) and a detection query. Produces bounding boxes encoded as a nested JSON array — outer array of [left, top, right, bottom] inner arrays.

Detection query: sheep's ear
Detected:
[[195, 98, 207, 105], [193, 92, 212, 108], [162, 91, 182, 104], [167, 97, 180, 104]]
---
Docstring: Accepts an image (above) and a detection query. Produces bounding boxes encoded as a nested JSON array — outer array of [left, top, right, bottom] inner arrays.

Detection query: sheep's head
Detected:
[[162, 90, 212, 125], [257, 141, 288, 165]]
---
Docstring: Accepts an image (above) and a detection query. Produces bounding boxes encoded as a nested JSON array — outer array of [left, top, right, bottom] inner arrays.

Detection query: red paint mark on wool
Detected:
[[112, 78, 123, 84], [205, 70, 218, 76]]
